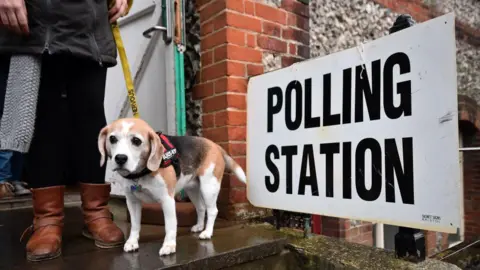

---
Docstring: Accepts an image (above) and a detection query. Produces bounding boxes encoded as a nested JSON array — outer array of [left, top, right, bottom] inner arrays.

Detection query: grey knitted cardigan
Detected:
[[0, 1, 119, 153], [0, 55, 41, 153]]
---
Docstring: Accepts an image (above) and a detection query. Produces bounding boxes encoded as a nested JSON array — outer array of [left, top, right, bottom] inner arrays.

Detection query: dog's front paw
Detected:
[[191, 224, 204, 233], [124, 240, 139, 252], [199, 230, 213, 240], [159, 243, 176, 256]]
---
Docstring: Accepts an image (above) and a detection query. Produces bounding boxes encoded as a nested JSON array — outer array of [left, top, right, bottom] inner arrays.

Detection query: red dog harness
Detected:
[[124, 132, 181, 180], [157, 132, 181, 176]]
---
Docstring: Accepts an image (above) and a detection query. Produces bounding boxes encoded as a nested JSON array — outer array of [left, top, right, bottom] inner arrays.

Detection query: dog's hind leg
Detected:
[[184, 179, 206, 233], [198, 163, 221, 240]]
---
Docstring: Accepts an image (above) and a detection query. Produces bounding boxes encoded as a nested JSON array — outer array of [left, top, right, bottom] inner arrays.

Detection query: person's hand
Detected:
[[109, 0, 128, 23], [0, 0, 29, 35]]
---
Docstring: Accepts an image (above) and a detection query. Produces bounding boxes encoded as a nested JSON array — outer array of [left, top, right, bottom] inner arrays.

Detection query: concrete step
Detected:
[[1, 206, 287, 270], [224, 250, 302, 270], [0, 193, 81, 211]]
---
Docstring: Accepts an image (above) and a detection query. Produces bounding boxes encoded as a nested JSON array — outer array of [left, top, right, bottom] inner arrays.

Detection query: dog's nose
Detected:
[[115, 154, 128, 165]]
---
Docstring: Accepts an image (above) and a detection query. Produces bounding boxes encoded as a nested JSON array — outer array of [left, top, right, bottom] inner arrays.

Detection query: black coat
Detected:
[[0, 0, 117, 67]]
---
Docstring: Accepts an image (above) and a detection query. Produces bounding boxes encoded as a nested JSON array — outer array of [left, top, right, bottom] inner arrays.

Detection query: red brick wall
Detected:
[[193, 0, 309, 220], [424, 231, 437, 256], [322, 217, 374, 246], [318, 216, 374, 246], [463, 132, 480, 241]]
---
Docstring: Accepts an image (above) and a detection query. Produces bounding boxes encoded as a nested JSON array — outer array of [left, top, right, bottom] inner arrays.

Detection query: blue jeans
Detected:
[[0, 151, 23, 182], [0, 55, 24, 183]]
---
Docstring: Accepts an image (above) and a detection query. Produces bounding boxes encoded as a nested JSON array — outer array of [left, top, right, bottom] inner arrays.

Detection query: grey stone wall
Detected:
[[457, 40, 480, 103], [310, 0, 396, 58], [310, 0, 480, 103], [423, 0, 480, 29], [184, 0, 202, 136], [263, 53, 282, 72]]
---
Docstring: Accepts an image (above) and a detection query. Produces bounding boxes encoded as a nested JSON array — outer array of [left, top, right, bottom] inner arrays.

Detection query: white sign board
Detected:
[[247, 13, 460, 233]]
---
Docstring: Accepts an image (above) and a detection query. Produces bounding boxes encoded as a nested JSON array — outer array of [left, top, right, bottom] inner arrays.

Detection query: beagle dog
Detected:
[[98, 118, 246, 256]]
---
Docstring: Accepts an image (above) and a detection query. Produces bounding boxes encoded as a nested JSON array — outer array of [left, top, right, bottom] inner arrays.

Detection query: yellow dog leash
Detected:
[[109, 1, 188, 202], [109, 0, 140, 118]]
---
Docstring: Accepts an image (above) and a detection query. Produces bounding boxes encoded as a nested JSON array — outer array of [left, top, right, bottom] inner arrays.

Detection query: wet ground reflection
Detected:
[[0, 207, 285, 270]]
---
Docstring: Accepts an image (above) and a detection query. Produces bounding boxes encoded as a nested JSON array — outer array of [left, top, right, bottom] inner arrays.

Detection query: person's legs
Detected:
[[0, 55, 15, 199], [24, 55, 68, 262], [10, 151, 30, 195], [24, 55, 68, 189], [0, 55, 29, 195], [0, 151, 14, 198], [10, 151, 23, 179], [0, 151, 12, 181], [66, 57, 124, 248], [66, 61, 107, 185]]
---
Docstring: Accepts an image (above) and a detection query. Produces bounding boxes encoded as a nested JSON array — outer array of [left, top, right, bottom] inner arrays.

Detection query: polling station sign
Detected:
[[247, 13, 460, 233]]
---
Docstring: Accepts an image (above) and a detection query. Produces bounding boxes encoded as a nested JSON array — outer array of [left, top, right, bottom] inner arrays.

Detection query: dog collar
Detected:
[[123, 168, 152, 180]]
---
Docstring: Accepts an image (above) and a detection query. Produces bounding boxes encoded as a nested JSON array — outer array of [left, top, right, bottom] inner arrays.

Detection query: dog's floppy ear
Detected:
[[98, 125, 110, 167], [147, 130, 165, 171]]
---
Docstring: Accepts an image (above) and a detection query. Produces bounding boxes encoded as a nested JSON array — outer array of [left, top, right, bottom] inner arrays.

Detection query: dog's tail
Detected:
[[220, 148, 247, 184]]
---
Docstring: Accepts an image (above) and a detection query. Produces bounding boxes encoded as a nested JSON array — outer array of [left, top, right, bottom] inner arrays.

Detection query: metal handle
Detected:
[[142, 25, 167, 38], [459, 147, 480, 151], [142, 0, 172, 43]]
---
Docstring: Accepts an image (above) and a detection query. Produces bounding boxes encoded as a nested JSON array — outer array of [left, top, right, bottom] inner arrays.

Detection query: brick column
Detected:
[[321, 217, 374, 246], [193, 0, 309, 220], [463, 131, 480, 242]]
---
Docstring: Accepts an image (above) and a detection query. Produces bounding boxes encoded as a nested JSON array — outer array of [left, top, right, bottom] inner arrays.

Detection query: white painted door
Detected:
[[104, 0, 178, 196]]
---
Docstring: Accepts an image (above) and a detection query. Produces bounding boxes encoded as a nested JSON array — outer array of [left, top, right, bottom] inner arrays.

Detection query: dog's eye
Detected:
[[131, 137, 142, 146], [109, 135, 118, 144]]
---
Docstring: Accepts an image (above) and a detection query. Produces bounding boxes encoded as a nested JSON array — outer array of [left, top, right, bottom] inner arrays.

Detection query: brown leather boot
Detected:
[[80, 183, 125, 248], [0, 182, 15, 199], [24, 186, 64, 262]]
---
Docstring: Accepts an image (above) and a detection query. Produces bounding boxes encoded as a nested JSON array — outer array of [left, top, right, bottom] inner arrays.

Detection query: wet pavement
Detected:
[[225, 250, 299, 270], [0, 206, 286, 270]]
